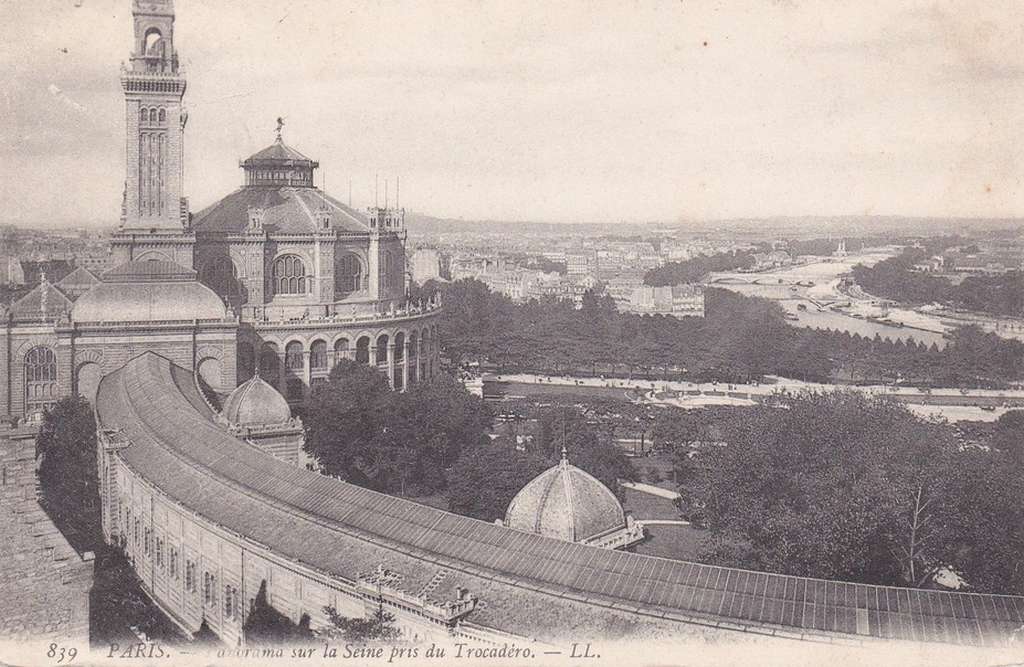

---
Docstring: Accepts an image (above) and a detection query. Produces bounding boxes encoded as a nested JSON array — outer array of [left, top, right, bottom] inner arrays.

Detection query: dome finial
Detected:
[[275, 116, 285, 142], [560, 444, 568, 465]]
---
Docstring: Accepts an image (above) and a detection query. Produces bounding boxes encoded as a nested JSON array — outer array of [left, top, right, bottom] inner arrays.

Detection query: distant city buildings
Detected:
[[0, 257, 25, 286], [623, 284, 705, 317], [409, 247, 444, 284], [408, 234, 747, 313], [908, 244, 1024, 277]]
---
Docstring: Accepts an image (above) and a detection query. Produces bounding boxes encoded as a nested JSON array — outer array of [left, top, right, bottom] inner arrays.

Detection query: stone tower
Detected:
[[110, 0, 195, 268]]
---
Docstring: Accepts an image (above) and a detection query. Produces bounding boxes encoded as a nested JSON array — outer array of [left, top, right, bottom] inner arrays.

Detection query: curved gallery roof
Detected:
[[95, 352, 1024, 646]]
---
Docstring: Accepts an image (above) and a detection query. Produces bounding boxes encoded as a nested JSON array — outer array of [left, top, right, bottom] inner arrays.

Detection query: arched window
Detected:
[[158, 108, 166, 124], [375, 335, 389, 365], [140, 108, 149, 123], [144, 28, 164, 58], [198, 357, 222, 390], [335, 253, 362, 295], [285, 341, 304, 371], [25, 346, 58, 413], [260, 344, 280, 382], [333, 338, 349, 365], [394, 332, 405, 362], [310, 340, 328, 370], [355, 336, 370, 364], [408, 331, 418, 358], [272, 255, 307, 295], [201, 260, 241, 297]]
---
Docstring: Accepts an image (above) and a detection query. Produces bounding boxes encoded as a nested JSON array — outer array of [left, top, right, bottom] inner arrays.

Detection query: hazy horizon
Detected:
[[3, 1, 1023, 228]]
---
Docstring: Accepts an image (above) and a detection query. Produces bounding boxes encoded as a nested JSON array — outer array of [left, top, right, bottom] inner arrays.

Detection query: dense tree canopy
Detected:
[[534, 407, 636, 498], [447, 443, 551, 522], [321, 605, 400, 642], [644, 250, 755, 287], [303, 359, 393, 488], [990, 410, 1024, 465], [303, 361, 491, 495], [36, 395, 102, 551], [435, 278, 1024, 387], [680, 391, 1024, 593], [853, 247, 1024, 317], [447, 406, 637, 521]]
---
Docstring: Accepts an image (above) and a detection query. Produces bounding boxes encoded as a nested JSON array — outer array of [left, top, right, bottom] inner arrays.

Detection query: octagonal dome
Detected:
[[222, 373, 291, 427], [504, 451, 627, 543], [192, 137, 370, 235]]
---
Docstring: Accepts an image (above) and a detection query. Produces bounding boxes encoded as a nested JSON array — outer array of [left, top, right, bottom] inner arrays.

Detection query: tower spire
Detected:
[[114, 0, 194, 266]]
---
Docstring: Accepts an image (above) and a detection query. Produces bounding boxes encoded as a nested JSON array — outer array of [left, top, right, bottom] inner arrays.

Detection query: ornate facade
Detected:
[[0, 0, 439, 422]]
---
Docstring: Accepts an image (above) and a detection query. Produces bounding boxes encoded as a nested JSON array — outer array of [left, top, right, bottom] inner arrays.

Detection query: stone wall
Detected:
[[1, 321, 238, 419], [0, 424, 94, 643]]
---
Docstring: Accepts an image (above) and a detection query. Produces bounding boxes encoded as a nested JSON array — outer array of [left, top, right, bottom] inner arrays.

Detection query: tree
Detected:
[[303, 360, 392, 485], [690, 391, 969, 586], [407, 279, 442, 305], [447, 442, 551, 521], [378, 375, 492, 495], [990, 410, 1024, 465], [644, 251, 755, 287], [305, 360, 492, 496], [36, 395, 102, 551], [244, 580, 312, 645], [535, 407, 636, 496], [937, 449, 1024, 594], [437, 278, 515, 365], [321, 605, 400, 642], [193, 618, 220, 645]]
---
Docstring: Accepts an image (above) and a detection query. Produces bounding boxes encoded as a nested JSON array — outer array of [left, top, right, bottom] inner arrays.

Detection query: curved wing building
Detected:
[[96, 352, 1024, 647]]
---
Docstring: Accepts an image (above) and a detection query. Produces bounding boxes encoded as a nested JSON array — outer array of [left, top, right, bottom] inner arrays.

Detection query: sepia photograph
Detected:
[[1, 0, 1023, 665]]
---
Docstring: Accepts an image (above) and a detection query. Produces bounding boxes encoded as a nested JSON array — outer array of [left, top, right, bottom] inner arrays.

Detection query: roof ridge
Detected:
[[559, 460, 577, 542]]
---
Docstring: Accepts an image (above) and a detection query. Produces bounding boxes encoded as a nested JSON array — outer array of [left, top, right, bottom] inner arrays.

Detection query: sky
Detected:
[[1, 0, 1023, 227]]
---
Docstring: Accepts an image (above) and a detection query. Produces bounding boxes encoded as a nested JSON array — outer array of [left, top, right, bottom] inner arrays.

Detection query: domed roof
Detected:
[[72, 260, 227, 323], [505, 450, 627, 543], [192, 186, 370, 235], [193, 134, 371, 235], [221, 373, 292, 426]]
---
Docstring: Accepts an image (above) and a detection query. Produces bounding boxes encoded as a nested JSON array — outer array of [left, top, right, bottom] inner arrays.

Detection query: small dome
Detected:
[[221, 373, 291, 426], [72, 260, 227, 323], [505, 452, 627, 543]]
